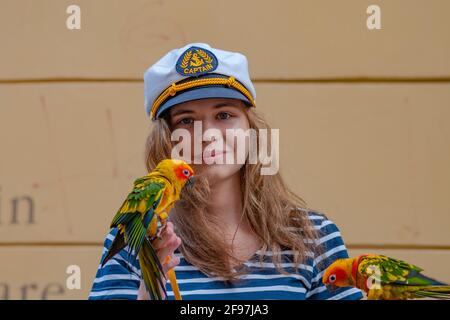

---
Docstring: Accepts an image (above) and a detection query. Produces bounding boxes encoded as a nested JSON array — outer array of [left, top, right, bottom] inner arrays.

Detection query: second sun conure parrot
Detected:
[[323, 254, 450, 300], [100, 159, 194, 300]]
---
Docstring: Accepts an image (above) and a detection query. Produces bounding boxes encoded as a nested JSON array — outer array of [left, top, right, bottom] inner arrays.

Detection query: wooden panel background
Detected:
[[0, 0, 449, 299], [1, 0, 450, 80]]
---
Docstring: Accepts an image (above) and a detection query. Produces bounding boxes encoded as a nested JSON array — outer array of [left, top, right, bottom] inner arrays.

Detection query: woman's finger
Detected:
[[152, 223, 175, 250], [154, 229, 175, 251], [157, 235, 181, 262]]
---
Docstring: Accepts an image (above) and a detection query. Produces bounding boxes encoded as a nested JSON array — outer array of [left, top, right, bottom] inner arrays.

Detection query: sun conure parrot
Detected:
[[100, 159, 194, 300], [323, 254, 450, 300]]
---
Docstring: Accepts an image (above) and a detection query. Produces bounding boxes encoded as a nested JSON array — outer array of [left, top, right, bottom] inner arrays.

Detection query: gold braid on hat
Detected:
[[150, 76, 255, 120]]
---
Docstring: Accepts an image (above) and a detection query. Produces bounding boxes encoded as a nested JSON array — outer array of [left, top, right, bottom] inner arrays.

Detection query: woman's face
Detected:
[[168, 98, 250, 184]]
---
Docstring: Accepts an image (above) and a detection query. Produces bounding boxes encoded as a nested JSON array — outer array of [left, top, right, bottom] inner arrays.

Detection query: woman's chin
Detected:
[[194, 163, 242, 184]]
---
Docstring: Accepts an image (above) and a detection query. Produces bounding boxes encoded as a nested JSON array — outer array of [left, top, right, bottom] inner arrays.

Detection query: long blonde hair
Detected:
[[145, 108, 320, 281]]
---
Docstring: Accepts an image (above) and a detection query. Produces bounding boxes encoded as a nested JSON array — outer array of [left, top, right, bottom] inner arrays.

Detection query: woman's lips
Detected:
[[202, 150, 227, 161]]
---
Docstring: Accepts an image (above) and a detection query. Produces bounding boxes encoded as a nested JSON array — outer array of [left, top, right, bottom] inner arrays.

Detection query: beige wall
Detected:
[[0, 0, 449, 299]]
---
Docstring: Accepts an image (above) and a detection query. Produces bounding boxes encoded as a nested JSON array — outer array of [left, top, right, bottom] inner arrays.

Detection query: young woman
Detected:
[[88, 43, 363, 300]]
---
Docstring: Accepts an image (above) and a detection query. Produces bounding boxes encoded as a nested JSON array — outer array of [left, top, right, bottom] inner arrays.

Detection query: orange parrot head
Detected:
[[322, 257, 356, 290]]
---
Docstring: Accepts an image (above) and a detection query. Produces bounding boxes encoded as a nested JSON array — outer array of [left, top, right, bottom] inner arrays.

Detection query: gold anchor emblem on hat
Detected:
[[177, 47, 217, 76], [189, 53, 204, 67]]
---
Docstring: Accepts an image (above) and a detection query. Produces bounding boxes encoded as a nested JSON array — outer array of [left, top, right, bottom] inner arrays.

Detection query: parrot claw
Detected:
[[155, 224, 167, 239]]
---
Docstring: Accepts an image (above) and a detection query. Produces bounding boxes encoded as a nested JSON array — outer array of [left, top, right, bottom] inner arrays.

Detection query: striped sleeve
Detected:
[[305, 213, 364, 300], [88, 228, 141, 300]]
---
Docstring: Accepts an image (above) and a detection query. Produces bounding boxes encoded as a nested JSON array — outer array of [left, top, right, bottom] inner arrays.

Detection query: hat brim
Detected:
[[155, 86, 252, 119]]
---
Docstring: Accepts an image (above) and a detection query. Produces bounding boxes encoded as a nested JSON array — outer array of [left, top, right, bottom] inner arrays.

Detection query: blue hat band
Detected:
[[156, 85, 252, 119], [150, 74, 256, 120]]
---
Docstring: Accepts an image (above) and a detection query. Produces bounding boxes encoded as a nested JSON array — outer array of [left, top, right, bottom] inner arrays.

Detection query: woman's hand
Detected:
[[137, 221, 182, 300]]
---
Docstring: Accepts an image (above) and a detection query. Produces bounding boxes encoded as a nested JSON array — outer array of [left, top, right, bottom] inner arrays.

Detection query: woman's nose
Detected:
[[201, 119, 225, 142]]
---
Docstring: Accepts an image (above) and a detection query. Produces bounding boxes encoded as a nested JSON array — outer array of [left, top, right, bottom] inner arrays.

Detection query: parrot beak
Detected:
[[325, 284, 339, 292], [186, 176, 195, 187]]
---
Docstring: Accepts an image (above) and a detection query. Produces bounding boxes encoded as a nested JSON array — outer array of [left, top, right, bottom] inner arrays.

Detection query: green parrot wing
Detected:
[[110, 177, 166, 255], [359, 255, 429, 286], [101, 176, 167, 268], [110, 177, 165, 228], [382, 256, 444, 286]]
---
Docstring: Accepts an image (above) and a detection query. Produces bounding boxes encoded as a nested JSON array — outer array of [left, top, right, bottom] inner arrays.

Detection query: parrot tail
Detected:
[[414, 286, 450, 300], [101, 230, 126, 268], [139, 237, 167, 300]]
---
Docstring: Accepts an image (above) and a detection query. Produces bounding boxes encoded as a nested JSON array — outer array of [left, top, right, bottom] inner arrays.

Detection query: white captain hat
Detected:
[[144, 42, 256, 120]]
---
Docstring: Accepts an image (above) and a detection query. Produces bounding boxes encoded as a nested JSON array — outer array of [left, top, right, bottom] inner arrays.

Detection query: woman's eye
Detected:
[[178, 118, 194, 125], [217, 112, 231, 120]]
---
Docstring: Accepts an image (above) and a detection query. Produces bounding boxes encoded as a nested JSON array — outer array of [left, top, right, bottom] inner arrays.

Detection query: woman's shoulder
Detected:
[[292, 207, 349, 258], [292, 208, 364, 300], [294, 207, 342, 233]]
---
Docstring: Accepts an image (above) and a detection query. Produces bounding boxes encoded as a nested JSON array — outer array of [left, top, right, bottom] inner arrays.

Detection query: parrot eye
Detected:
[[328, 274, 337, 283], [182, 169, 190, 177]]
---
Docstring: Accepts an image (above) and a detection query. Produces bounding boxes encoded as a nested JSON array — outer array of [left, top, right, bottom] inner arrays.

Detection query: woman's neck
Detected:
[[208, 172, 244, 229], [208, 172, 262, 262]]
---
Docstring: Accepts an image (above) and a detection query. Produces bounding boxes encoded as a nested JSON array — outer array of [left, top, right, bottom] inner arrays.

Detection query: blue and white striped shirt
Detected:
[[88, 210, 363, 300]]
